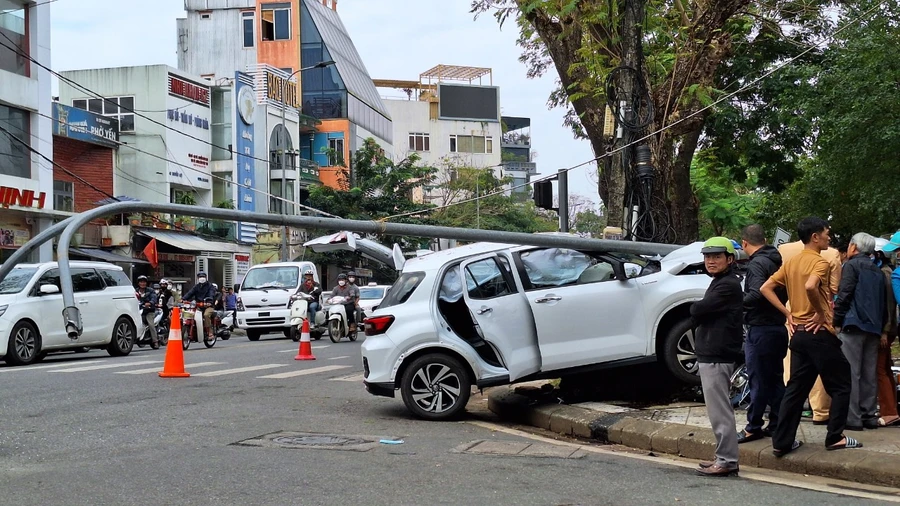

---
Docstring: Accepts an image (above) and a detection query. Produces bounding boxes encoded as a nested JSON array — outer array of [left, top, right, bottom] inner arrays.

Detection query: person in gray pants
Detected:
[[690, 237, 745, 477], [834, 232, 887, 430]]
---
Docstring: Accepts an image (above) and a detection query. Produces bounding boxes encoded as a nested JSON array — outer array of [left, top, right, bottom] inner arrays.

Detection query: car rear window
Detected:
[[377, 272, 425, 310]]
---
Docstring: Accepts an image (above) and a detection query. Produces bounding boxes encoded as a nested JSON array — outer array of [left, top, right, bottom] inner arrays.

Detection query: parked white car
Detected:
[[361, 241, 726, 420], [357, 283, 391, 318], [0, 261, 142, 366]]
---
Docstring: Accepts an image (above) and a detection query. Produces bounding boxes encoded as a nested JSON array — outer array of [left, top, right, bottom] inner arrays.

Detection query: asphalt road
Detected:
[[0, 332, 895, 506]]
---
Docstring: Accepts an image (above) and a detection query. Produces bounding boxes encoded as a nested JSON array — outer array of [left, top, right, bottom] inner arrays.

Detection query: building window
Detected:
[[408, 133, 430, 152], [449, 135, 489, 154], [0, 5, 27, 76], [261, 4, 291, 41], [0, 104, 30, 178], [54, 181, 74, 212], [327, 138, 344, 166], [242, 11, 255, 48], [73, 97, 135, 132]]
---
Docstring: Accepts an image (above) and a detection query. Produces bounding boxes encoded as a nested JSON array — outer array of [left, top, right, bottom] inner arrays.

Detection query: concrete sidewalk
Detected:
[[488, 384, 900, 488]]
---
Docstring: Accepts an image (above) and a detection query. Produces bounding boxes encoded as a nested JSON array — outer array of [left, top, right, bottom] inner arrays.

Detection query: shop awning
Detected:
[[70, 248, 149, 264], [139, 230, 247, 254]]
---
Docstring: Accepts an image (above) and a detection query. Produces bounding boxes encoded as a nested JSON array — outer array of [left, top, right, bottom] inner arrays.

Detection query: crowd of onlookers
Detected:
[[690, 218, 900, 476]]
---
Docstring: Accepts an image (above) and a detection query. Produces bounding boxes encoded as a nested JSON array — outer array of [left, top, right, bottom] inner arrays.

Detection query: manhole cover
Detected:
[[233, 431, 396, 452]]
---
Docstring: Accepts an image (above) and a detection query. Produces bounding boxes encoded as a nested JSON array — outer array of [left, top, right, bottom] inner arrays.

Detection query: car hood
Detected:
[[0, 292, 23, 305], [660, 242, 705, 273]]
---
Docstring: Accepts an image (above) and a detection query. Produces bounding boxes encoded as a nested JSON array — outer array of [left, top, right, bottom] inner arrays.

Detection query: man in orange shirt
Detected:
[[778, 239, 842, 424], [762, 217, 860, 454]]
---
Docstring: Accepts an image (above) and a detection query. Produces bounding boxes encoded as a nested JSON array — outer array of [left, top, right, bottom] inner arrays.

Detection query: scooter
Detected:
[[181, 300, 217, 350], [213, 310, 232, 340], [323, 295, 358, 343], [288, 292, 326, 341], [136, 307, 169, 348]]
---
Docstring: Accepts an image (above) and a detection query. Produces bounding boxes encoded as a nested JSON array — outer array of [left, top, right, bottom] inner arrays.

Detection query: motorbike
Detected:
[[181, 300, 217, 350], [323, 295, 358, 343], [136, 306, 169, 348], [288, 292, 326, 341], [213, 310, 232, 340]]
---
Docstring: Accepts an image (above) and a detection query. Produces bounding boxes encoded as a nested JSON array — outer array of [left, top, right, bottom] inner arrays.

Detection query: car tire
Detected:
[[6, 321, 43, 366], [247, 330, 261, 342], [400, 353, 471, 421], [107, 317, 135, 357], [290, 326, 300, 342], [661, 318, 702, 386]]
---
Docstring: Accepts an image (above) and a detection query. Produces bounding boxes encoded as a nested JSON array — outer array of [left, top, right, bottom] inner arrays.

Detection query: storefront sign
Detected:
[[235, 253, 250, 279], [265, 71, 299, 108], [167, 74, 210, 107], [235, 72, 258, 244], [157, 252, 196, 263], [52, 103, 120, 148], [0, 186, 46, 210], [167, 109, 210, 130], [0, 226, 29, 247]]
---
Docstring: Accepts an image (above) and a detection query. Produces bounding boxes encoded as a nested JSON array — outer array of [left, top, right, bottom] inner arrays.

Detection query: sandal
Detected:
[[878, 417, 900, 427], [827, 436, 863, 451], [773, 440, 803, 457], [737, 430, 764, 444]]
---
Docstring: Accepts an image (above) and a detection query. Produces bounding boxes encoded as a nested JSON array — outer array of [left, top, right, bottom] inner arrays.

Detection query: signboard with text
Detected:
[[52, 103, 119, 148], [235, 71, 258, 244], [165, 71, 212, 190]]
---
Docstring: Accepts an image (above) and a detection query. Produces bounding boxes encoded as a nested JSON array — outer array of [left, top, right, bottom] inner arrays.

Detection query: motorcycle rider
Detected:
[[182, 272, 217, 340], [158, 279, 174, 324], [330, 273, 360, 333], [136, 275, 160, 349], [296, 270, 322, 323]]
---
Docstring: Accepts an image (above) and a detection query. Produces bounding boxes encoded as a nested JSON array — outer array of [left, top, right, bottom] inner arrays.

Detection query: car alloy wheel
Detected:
[[14, 325, 38, 362], [400, 353, 471, 420], [107, 317, 135, 357], [676, 328, 699, 376]]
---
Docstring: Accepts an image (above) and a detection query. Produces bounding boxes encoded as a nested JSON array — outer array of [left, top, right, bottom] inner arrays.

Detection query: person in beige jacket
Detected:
[[778, 240, 842, 424]]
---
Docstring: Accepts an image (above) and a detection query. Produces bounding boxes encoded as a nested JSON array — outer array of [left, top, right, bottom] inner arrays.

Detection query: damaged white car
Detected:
[[361, 241, 727, 420]]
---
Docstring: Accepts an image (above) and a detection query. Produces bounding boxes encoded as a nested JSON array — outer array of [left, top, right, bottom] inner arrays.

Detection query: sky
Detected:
[[49, 0, 599, 205]]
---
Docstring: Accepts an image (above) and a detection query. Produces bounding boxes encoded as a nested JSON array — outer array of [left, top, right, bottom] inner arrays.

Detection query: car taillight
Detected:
[[364, 315, 394, 336]]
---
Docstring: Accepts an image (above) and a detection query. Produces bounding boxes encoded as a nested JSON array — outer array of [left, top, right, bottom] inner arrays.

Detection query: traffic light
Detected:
[[533, 180, 553, 210]]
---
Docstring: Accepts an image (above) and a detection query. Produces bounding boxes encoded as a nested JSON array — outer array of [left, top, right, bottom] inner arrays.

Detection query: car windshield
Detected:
[[241, 267, 299, 289], [0, 267, 38, 294], [378, 272, 425, 310], [358, 287, 386, 300]]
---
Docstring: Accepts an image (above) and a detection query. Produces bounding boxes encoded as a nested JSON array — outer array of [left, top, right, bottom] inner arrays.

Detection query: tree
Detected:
[[471, 0, 836, 242], [691, 150, 760, 238]]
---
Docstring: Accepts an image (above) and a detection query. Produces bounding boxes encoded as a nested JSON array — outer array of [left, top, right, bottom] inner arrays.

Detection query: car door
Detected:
[[459, 254, 541, 381], [29, 268, 68, 348], [70, 268, 108, 342], [514, 248, 646, 372]]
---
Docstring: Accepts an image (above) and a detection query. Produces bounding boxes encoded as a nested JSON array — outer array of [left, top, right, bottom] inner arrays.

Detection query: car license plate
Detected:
[[259, 312, 270, 317]]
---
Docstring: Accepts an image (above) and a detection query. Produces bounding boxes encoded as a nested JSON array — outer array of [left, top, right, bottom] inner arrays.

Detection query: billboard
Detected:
[[165, 72, 212, 190], [52, 103, 119, 148], [235, 72, 258, 244], [438, 84, 500, 122]]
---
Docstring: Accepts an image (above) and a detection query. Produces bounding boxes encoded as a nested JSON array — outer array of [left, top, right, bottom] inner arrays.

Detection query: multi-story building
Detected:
[[376, 65, 503, 204], [500, 116, 537, 195], [0, 1, 58, 264], [176, 0, 391, 189]]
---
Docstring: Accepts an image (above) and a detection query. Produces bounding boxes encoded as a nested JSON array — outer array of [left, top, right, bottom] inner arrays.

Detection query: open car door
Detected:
[[459, 254, 541, 381]]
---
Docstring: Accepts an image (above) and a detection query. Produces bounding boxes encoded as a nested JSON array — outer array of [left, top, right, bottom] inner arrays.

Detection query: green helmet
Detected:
[[701, 236, 736, 255]]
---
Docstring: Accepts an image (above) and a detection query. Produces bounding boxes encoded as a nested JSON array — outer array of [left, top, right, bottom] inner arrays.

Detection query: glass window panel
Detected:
[[473, 136, 486, 153], [274, 9, 290, 40], [423, 135, 430, 152], [120, 114, 135, 132], [0, 7, 27, 76], [0, 104, 30, 178], [104, 98, 119, 115], [119, 97, 134, 111], [73, 99, 87, 110], [408, 135, 415, 151], [243, 18, 255, 48], [88, 99, 103, 114]]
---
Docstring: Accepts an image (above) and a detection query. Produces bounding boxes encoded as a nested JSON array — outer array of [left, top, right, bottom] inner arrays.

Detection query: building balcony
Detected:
[[501, 132, 531, 148], [196, 219, 237, 241], [503, 161, 537, 175]]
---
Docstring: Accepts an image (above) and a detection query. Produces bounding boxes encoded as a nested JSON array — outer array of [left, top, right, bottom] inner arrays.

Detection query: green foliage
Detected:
[[572, 210, 607, 237], [691, 150, 760, 238]]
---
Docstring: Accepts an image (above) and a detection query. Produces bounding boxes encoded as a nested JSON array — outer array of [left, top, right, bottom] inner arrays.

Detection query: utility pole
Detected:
[[558, 168, 569, 232]]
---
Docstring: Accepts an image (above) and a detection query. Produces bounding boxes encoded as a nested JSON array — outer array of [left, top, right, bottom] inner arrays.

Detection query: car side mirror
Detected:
[[40, 284, 60, 295], [623, 263, 641, 279]]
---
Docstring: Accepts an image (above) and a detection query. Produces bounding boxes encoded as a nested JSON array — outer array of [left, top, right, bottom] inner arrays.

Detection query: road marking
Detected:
[[0, 360, 105, 372], [328, 355, 350, 361], [330, 373, 365, 382], [257, 365, 350, 379], [192, 364, 286, 377], [50, 360, 160, 373], [277, 349, 298, 353], [114, 362, 224, 374], [312, 345, 330, 349], [466, 421, 900, 503]]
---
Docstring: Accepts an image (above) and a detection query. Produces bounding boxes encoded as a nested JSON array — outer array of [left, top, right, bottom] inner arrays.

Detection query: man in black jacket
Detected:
[[739, 224, 789, 443], [691, 237, 744, 477], [136, 276, 159, 349], [834, 232, 887, 430]]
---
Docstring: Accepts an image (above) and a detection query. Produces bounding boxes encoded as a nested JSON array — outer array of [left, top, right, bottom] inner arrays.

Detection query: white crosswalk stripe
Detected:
[[328, 356, 350, 361], [50, 360, 160, 373], [257, 365, 350, 379], [278, 345, 330, 353], [114, 362, 224, 375], [0, 360, 105, 372], [192, 364, 286, 377], [330, 373, 365, 382]]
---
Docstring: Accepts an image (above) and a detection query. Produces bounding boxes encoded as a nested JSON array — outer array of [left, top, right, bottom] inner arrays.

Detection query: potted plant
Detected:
[[178, 192, 197, 206], [129, 214, 142, 226]]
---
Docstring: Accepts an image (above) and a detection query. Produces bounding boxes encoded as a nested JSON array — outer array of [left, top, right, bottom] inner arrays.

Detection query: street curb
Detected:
[[488, 387, 900, 488]]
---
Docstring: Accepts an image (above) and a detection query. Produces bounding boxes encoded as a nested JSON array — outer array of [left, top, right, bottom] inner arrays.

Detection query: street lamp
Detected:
[[280, 60, 336, 261]]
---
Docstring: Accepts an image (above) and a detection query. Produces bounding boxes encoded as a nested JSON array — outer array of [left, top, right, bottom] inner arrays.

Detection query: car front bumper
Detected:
[[236, 308, 290, 329]]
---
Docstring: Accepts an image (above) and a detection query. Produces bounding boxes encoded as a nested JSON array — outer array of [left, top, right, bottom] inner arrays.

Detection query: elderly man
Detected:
[[835, 233, 888, 430], [779, 237, 842, 425]]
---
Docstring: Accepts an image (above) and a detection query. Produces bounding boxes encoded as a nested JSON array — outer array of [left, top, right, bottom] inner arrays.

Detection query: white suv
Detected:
[[361, 241, 725, 420], [0, 261, 142, 366]]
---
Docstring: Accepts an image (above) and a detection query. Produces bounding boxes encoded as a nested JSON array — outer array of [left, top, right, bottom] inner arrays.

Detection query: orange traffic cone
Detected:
[[294, 319, 316, 361], [159, 306, 190, 378]]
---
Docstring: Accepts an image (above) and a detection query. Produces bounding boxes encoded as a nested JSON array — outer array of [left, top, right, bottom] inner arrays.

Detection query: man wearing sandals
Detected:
[[761, 217, 861, 455]]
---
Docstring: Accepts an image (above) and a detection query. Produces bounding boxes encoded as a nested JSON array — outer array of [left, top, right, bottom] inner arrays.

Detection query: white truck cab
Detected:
[[235, 262, 319, 341]]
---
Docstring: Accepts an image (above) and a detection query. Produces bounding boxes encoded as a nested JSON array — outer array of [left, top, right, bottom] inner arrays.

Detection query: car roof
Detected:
[[11, 261, 124, 271], [247, 262, 314, 268], [401, 242, 516, 271]]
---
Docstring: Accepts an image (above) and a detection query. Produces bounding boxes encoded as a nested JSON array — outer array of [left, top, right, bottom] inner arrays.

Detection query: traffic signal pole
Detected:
[[558, 168, 569, 232]]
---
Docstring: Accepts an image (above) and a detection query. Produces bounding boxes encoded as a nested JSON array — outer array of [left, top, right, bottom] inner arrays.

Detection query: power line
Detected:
[[381, 0, 888, 222], [0, 0, 60, 14]]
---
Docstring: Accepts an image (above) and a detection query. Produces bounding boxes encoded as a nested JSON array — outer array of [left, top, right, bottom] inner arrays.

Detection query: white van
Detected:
[[235, 262, 319, 341]]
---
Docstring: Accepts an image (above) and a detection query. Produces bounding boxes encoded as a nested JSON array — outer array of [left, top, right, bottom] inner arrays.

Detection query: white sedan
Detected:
[[358, 284, 391, 317]]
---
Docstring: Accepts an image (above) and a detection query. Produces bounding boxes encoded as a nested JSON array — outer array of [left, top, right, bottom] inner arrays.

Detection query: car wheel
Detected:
[[107, 317, 135, 357], [290, 326, 300, 342], [6, 321, 42, 366], [328, 320, 341, 343], [661, 318, 702, 386], [400, 353, 471, 421], [247, 330, 261, 342]]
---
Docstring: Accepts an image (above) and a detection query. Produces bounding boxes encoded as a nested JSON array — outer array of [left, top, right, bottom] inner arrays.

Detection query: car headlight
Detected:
[[0, 305, 7, 318]]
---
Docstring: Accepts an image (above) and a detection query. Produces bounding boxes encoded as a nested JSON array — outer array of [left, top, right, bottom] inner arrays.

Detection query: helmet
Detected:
[[701, 237, 736, 256], [197, 272, 207, 279], [137, 275, 149, 283], [212, 283, 218, 290], [160, 278, 168, 285], [348, 271, 357, 277], [337, 273, 348, 280], [303, 270, 314, 276], [152, 283, 160, 290]]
